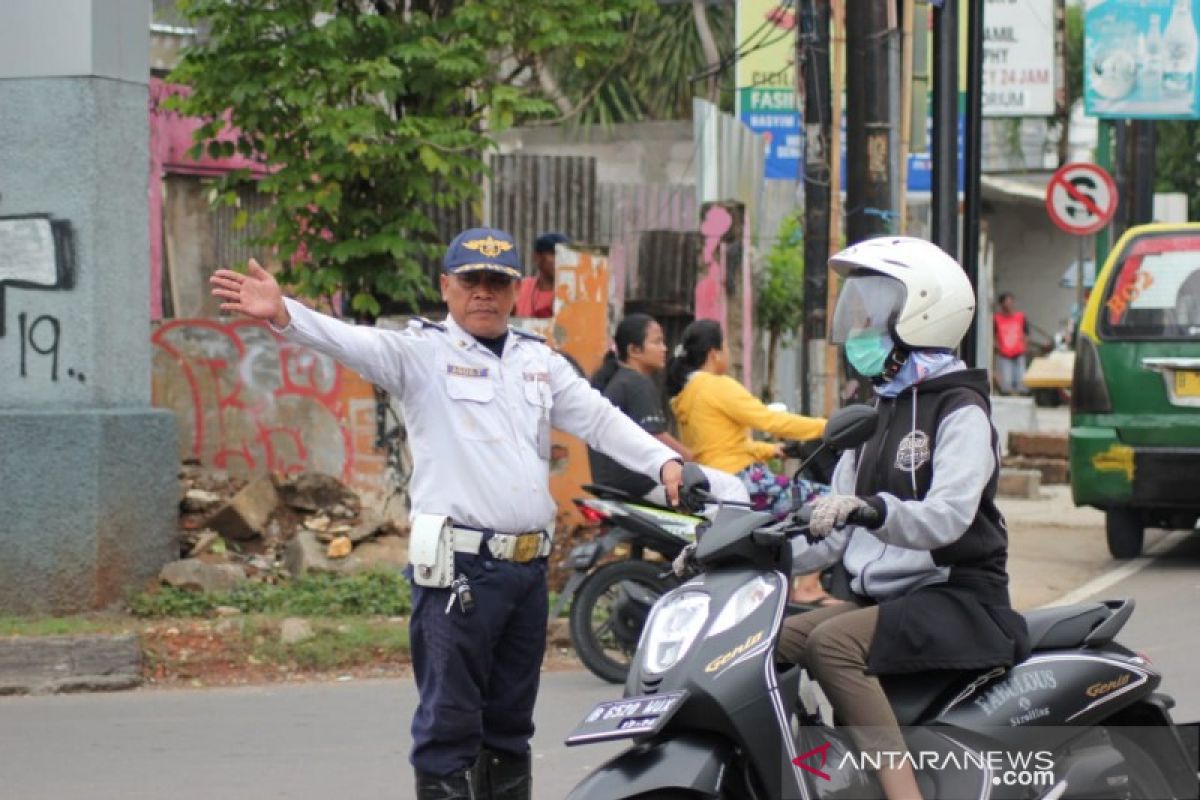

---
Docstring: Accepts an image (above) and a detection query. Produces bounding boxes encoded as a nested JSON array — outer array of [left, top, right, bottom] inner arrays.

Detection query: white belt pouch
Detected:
[[409, 513, 454, 588]]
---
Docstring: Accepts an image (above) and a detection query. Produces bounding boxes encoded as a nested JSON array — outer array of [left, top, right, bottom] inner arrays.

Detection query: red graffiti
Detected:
[[151, 318, 384, 497]]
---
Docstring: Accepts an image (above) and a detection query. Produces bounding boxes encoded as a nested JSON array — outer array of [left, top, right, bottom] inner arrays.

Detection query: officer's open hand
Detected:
[[210, 259, 290, 328], [660, 459, 684, 507]]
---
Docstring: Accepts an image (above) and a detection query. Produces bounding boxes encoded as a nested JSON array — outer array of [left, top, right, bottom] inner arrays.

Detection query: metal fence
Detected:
[[488, 154, 597, 273]]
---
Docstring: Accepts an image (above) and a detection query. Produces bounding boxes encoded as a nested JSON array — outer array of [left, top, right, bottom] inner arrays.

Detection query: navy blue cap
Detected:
[[442, 227, 522, 279], [534, 231, 570, 254]]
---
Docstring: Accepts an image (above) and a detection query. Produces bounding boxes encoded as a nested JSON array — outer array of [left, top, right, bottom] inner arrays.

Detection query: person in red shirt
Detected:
[[993, 291, 1029, 395], [515, 232, 569, 318]]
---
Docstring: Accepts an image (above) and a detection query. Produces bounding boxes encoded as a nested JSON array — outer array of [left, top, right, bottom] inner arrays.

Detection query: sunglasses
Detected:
[[455, 272, 516, 291]]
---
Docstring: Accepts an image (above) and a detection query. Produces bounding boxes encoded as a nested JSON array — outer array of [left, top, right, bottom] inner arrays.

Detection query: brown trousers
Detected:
[[777, 603, 908, 755]]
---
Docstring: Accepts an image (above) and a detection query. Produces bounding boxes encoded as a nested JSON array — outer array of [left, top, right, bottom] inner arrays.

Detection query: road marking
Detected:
[[1043, 530, 1193, 608]]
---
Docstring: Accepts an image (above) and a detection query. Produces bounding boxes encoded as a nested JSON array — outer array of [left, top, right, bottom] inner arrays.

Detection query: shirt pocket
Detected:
[[445, 374, 501, 442], [522, 378, 553, 411]]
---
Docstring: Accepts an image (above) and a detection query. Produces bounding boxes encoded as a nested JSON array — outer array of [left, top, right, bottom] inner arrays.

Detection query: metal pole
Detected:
[[799, 0, 831, 414], [1131, 120, 1157, 225], [961, 0, 984, 367], [931, 0, 959, 259], [1095, 119, 1114, 268], [1077, 234, 1086, 321], [846, 0, 894, 244], [825, 0, 846, 417]]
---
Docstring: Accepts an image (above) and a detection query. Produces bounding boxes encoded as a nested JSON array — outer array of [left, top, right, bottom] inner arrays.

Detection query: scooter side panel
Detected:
[[935, 651, 1160, 749], [564, 732, 734, 800]]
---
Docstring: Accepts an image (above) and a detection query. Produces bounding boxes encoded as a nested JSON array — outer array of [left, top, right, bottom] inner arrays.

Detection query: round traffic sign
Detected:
[[1045, 163, 1118, 236]]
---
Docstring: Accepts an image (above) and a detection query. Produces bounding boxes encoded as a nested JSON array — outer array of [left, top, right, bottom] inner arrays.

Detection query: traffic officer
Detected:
[[210, 228, 684, 800]]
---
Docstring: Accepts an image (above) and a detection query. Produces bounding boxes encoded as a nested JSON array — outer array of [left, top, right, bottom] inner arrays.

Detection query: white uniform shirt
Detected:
[[274, 298, 678, 533]]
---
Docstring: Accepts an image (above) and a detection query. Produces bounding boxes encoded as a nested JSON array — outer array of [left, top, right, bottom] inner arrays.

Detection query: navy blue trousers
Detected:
[[408, 551, 549, 776]]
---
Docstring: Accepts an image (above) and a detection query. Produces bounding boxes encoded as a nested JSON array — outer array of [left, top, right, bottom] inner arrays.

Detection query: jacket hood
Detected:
[[890, 367, 992, 410]]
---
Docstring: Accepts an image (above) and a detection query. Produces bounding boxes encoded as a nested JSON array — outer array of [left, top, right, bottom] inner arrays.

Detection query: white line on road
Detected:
[[1043, 530, 1193, 608]]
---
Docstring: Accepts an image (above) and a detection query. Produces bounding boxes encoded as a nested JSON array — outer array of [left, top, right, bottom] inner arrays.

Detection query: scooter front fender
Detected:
[[565, 733, 734, 800]]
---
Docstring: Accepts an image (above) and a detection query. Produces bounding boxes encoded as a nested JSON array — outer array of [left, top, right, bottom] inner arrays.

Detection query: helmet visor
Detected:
[[830, 273, 907, 344]]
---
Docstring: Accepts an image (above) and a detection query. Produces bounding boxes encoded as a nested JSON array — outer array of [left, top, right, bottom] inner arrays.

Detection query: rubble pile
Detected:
[[163, 464, 407, 593]]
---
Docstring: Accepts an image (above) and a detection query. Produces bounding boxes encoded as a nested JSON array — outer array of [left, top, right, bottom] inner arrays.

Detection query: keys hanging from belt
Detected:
[[444, 573, 475, 616]]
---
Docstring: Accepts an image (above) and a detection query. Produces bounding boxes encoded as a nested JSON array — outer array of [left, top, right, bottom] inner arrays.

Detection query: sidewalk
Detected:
[[1001, 484, 1116, 610]]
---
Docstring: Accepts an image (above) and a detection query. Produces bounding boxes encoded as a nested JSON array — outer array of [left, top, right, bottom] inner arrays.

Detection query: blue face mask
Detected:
[[845, 331, 893, 377]]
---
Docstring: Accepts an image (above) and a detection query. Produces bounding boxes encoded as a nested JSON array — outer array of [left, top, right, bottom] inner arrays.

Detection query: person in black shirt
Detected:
[[588, 314, 748, 504]]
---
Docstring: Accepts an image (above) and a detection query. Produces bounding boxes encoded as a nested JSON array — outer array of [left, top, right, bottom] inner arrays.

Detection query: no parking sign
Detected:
[[1045, 163, 1118, 236]]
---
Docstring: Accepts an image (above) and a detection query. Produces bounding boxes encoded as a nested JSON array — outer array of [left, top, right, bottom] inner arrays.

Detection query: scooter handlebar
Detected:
[[787, 500, 881, 542]]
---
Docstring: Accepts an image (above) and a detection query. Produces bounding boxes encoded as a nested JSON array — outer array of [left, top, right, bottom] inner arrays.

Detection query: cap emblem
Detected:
[[462, 236, 513, 258]]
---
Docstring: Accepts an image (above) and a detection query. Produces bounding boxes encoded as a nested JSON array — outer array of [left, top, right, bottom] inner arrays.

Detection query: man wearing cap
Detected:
[[514, 231, 568, 318], [211, 227, 683, 800]]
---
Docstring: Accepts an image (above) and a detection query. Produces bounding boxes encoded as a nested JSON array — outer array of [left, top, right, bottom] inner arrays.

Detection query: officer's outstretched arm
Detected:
[[548, 353, 677, 482], [266, 297, 423, 397]]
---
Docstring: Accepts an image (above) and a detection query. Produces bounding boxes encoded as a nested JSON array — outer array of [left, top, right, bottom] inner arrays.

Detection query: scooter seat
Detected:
[[1022, 603, 1109, 651], [879, 671, 966, 726]]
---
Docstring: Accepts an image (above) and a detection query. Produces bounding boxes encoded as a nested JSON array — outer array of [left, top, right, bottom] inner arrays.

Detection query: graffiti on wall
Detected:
[[0, 214, 81, 384], [151, 318, 387, 502]]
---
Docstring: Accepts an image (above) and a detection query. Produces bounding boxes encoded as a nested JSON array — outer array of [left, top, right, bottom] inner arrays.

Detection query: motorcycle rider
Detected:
[[589, 313, 749, 506], [775, 238, 1030, 800], [667, 319, 832, 604]]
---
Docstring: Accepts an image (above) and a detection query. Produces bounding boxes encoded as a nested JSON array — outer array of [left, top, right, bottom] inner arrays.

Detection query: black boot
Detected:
[[414, 765, 480, 800], [481, 748, 531, 800]]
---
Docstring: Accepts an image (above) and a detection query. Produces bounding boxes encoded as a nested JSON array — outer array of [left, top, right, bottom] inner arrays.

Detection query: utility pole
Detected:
[[1129, 121, 1157, 226], [846, 0, 894, 244], [962, 0, 985, 367], [931, 0, 959, 260], [798, 0, 831, 414]]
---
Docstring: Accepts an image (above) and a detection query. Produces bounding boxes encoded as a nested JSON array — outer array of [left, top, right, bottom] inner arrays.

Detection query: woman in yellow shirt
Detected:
[[668, 319, 834, 604]]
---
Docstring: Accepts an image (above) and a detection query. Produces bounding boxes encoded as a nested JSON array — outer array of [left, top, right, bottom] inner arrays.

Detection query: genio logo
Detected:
[[1085, 673, 1132, 698], [704, 630, 764, 673]]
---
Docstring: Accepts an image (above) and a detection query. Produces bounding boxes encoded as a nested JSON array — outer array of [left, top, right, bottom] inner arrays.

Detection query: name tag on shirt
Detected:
[[447, 364, 489, 378]]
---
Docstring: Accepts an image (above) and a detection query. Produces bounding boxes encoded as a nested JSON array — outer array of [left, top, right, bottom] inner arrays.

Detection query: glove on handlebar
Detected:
[[672, 542, 699, 579], [808, 495, 874, 538]]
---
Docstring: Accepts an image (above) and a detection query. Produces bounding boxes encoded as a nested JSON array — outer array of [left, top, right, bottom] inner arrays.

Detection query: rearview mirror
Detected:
[[822, 404, 879, 451]]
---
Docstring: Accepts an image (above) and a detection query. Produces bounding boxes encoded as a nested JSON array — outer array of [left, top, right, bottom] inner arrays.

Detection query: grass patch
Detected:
[[246, 617, 411, 671], [130, 570, 412, 618], [0, 614, 132, 638]]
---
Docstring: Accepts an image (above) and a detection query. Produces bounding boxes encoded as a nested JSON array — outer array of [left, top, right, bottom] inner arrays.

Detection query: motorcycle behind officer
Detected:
[[211, 228, 685, 800]]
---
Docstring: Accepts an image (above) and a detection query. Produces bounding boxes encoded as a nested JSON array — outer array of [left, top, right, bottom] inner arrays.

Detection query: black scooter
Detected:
[[558, 442, 836, 685], [564, 405, 1198, 800], [553, 487, 703, 684]]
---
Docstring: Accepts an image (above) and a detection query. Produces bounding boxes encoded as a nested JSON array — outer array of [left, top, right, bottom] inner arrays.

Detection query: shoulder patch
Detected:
[[511, 327, 546, 342], [407, 317, 446, 332]]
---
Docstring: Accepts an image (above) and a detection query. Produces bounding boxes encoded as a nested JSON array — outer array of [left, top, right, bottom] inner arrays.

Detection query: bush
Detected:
[[130, 570, 412, 618]]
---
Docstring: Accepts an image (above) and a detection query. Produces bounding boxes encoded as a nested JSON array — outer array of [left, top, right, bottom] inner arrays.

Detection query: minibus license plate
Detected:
[[1175, 370, 1200, 398], [565, 690, 687, 745]]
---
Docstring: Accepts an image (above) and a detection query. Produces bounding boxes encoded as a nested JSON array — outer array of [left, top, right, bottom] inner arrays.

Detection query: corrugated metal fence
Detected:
[[488, 154, 596, 271]]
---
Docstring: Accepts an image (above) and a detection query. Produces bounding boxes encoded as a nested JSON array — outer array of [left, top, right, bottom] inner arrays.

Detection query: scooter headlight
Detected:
[[641, 590, 710, 674], [706, 575, 778, 638]]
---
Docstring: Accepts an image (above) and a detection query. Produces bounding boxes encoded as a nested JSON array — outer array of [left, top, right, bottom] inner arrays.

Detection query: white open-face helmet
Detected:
[[829, 237, 976, 350]]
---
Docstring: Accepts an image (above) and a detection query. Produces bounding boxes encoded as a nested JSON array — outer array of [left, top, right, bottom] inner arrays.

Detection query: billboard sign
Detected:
[[982, 0, 1057, 117], [1085, 0, 1200, 118], [735, 0, 801, 180]]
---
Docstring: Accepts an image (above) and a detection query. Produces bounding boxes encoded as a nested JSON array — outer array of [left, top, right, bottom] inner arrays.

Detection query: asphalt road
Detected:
[[1, 534, 1197, 800]]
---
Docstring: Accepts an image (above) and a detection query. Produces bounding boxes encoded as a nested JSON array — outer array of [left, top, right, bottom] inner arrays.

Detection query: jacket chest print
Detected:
[[895, 429, 931, 471]]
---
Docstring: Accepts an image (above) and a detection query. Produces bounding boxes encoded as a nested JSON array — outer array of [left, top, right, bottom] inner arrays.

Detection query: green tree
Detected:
[[1155, 121, 1200, 219], [170, 0, 648, 316], [756, 213, 806, 402], [538, 0, 736, 126]]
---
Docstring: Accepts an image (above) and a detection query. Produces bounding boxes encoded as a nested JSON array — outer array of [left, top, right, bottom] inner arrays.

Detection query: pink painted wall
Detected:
[[148, 78, 270, 321]]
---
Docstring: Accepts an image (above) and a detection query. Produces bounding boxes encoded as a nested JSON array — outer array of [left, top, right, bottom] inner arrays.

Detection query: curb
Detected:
[[0, 634, 141, 695]]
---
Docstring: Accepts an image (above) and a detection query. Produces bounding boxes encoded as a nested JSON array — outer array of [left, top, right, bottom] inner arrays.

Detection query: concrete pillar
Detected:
[[0, 0, 177, 612]]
